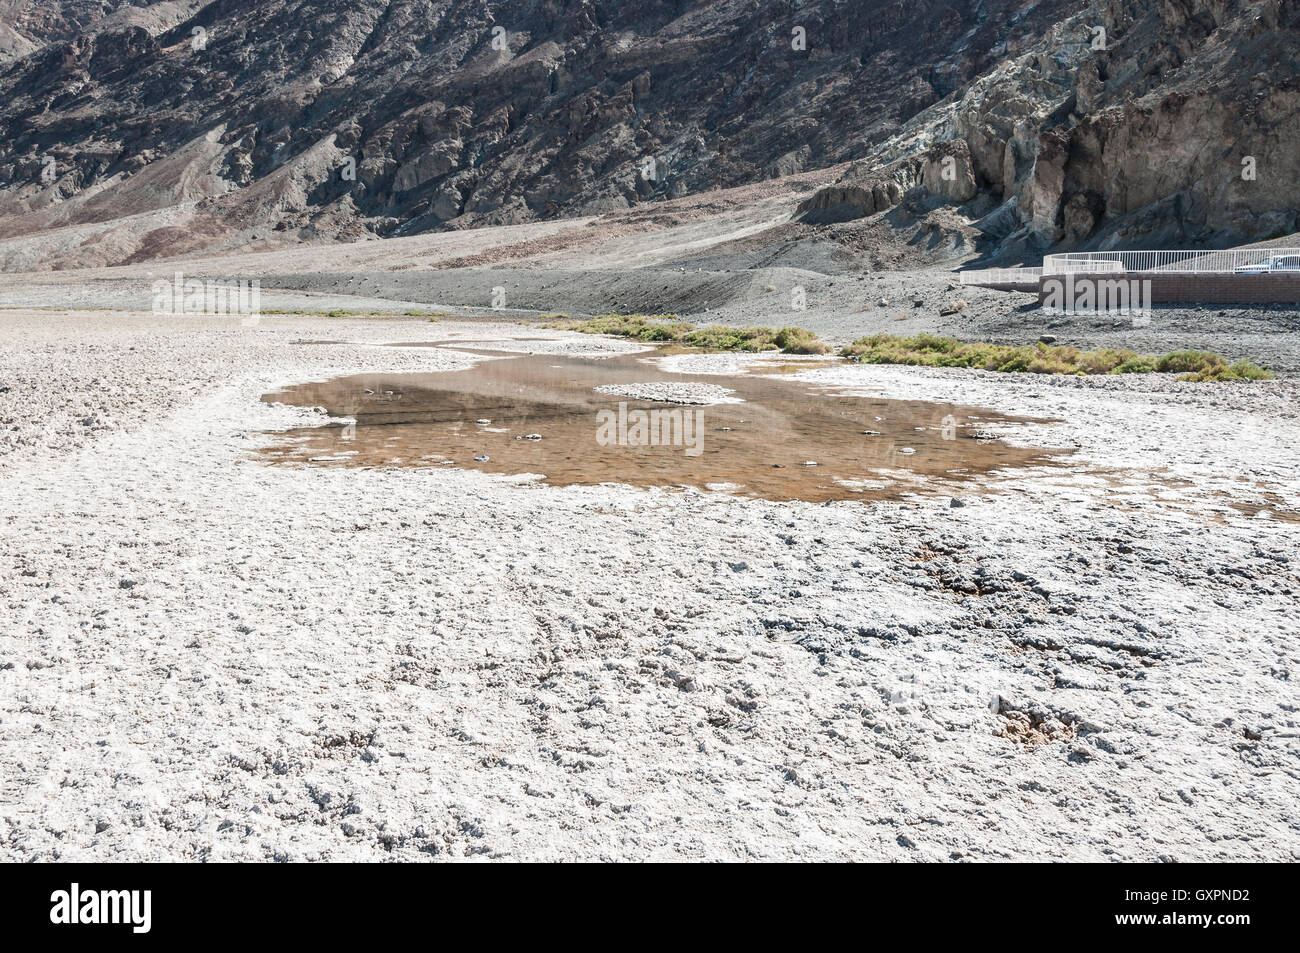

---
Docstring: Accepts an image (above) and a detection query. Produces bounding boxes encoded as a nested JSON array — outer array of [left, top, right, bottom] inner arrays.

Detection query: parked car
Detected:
[[1233, 254, 1300, 273]]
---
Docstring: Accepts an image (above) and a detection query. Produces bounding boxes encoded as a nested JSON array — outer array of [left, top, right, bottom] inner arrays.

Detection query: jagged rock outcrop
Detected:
[[0, 1, 203, 63], [796, 138, 976, 221], [800, 0, 1300, 255], [1021, 0, 1300, 248], [921, 139, 978, 204]]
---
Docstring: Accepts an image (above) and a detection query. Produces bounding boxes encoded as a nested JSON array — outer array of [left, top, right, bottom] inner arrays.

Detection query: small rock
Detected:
[[474, 454, 490, 462], [898, 447, 916, 454], [1038, 334, 1057, 344], [949, 498, 966, 508]]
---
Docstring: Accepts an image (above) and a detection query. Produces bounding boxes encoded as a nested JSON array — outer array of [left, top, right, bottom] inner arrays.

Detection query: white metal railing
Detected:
[[958, 267, 1042, 285], [1043, 248, 1300, 275]]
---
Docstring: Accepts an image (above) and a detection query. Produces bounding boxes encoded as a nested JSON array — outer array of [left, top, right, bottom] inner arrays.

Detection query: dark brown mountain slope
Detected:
[[0, 0, 1294, 270], [0, 0, 1080, 266], [798, 0, 1300, 256], [0, 1, 202, 62]]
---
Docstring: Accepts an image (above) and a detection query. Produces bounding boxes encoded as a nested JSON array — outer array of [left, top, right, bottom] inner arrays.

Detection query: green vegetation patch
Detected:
[[259, 308, 445, 319], [839, 334, 1273, 382], [545, 313, 830, 354]]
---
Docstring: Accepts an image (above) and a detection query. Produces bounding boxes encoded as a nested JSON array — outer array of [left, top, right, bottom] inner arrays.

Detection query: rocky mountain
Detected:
[[801, 0, 1300, 256], [0, 0, 1080, 266], [0, 0, 1294, 269], [0, 1, 202, 62]]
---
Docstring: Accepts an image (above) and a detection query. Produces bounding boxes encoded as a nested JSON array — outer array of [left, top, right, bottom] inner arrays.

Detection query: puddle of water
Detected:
[[259, 342, 1069, 502]]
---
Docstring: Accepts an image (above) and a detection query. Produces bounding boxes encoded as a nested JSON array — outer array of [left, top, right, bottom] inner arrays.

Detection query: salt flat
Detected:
[[1, 309, 1297, 861]]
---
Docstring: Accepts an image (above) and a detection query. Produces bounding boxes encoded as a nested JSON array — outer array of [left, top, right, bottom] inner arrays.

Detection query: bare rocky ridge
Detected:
[[2, 0, 1295, 273], [0, 0, 1085, 267], [0, 1, 202, 63], [801, 0, 1300, 257]]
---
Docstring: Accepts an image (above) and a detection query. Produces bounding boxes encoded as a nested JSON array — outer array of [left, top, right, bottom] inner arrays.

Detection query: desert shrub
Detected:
[[1178, 358, 1274, 382], [550, 314, 830, 354], [772, 326, 831, 354], [1154, 350, 1223, 375], [1112, 356, 1157, 374], [908, 333, 961, 354], [838, 334, 1270, 382], [683, 325, 774, 350], [993, 347, 1035, 373]]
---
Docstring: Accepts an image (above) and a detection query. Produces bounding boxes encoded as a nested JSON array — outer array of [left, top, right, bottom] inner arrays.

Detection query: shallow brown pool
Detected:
[[258, 342, 1069, 502]]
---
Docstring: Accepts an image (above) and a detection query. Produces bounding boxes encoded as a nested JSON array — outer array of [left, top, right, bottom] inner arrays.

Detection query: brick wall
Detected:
[[978, 280, 1040, 293], [1036, 272, 1300, 305]]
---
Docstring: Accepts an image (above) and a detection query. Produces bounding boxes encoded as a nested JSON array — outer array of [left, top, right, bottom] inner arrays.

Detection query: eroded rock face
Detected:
[[798, 138, 976, 221], [1022, 129, 1070, 243], [796, 180, 905, 222], [0, 0, 1294, 265], [1049, 0, 1299, 247], [800, 0, 1299, 254], [0, 2, 195, 62], [921, 140, 977, 204], [0, 0, 1080, 264]]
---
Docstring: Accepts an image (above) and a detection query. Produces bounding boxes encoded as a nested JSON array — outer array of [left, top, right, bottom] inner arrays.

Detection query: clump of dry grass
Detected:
[[839, 334, 1273, 381], [546, 314, 830, 354], [260, 308, 445, 319]]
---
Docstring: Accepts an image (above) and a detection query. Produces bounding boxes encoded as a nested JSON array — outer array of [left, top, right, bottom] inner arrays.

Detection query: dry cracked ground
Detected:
[[1, 301, 1297, 861]]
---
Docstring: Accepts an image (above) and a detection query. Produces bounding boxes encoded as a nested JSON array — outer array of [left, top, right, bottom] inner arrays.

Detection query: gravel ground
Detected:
[[2, 309, 1298, 861], [246, 267, 1300, 375]]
